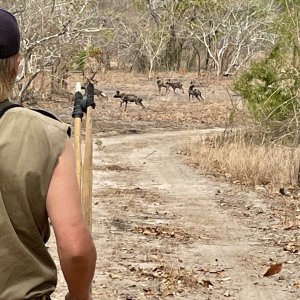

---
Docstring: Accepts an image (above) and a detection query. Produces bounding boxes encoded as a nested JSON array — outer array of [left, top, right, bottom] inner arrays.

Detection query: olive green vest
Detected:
[[0, 102, 70, 299]]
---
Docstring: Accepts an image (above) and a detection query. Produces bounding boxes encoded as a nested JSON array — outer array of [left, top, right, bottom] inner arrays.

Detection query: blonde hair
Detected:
[[0, 54, 19, 102]]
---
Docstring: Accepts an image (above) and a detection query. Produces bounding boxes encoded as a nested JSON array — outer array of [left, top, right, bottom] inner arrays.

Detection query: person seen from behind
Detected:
[[0, 8, 96, 300]]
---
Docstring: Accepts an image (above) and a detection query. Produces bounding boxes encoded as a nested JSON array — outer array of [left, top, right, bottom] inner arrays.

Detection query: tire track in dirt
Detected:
[[50, 129, 298, 300]]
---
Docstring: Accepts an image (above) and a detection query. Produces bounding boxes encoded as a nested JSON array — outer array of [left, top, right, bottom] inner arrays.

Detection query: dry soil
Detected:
[[42, 72, 300, 300]]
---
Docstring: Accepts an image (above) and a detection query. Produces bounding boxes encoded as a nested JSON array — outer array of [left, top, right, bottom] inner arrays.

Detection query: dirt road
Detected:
[[49, 128, 299, 300]]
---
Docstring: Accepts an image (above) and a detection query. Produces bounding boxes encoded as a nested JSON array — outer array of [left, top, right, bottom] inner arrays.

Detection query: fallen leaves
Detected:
[[263, 263, 283, 277], [128, 264, 203, 297], [294, 281, 300, 288], [201, 280, 214, 288], [283, 243, 300, 253], [132, 225, 195, 241]]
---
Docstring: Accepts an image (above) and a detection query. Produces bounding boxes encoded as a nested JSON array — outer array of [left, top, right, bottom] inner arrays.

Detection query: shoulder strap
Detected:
[[30, 108, 60, 121], [0, 101, 22, 118], [0, 101, 71, 137], [0, 101, 60, 121]]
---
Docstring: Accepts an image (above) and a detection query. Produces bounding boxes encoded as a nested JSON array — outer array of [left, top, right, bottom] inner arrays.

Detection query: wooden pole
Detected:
[[74, 82, 83, 188], [81, 83, 94, 229], [72, 82, 93, 295]]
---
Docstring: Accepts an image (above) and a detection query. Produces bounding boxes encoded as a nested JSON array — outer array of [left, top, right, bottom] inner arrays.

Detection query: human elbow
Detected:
[[59, 231, 96, 262]]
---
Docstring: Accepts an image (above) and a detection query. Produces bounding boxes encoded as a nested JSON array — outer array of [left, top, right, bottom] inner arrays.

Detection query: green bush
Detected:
[[233, 47, 300, 123], [74, 49, 88, 71], [73, 47, 101, 71]]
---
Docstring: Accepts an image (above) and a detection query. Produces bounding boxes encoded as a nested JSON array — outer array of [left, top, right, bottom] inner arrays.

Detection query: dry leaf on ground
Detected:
[[201, 280, 214, 288], [263, 263, 283, 277]]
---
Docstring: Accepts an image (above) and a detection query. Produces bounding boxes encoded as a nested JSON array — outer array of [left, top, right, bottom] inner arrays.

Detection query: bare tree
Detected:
[[187, 0, 277, 76], [3, 0, 281, 94], [7, 0, 104, 102], [136, 14, 169, 79]]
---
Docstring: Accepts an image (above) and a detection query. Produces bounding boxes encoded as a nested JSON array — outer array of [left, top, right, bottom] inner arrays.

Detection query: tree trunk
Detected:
[[205, 21, 213, 71], [192, 44, 201, 75]]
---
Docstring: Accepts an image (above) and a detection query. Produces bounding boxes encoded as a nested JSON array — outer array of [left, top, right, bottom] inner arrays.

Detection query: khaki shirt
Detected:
[[0, 103, 70, 299]]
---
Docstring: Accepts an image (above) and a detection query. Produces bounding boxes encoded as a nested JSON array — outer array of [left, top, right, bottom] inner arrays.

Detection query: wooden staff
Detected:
[[81, 82, 95, 229], [72, 82, 84, 188]]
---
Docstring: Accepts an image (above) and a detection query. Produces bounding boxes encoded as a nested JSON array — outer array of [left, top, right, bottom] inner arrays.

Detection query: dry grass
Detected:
[[181, 132, 300, 189]]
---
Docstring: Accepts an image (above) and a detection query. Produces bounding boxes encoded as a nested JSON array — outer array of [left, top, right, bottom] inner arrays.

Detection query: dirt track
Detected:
[[49, 128, 300, 300], [44, 73, 300, 300]]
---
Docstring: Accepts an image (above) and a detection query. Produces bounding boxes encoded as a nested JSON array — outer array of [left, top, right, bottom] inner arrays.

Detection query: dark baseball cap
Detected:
[[0, 8, 20, 59]]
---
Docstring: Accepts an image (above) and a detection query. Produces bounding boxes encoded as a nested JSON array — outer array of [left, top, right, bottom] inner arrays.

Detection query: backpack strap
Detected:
[[30, 108, 60, 121], [0, 100, 22, 118], [0, 100, 71, 137], [31, 108, 72, 137]]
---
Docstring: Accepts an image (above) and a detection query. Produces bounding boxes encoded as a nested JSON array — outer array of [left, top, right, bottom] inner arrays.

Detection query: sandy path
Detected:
[[49, 129, 298, 300]]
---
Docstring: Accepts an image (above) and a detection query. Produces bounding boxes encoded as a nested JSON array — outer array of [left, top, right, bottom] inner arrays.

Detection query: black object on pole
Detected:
[[72, 91, 84, 119], [86, 82, 96, 109]]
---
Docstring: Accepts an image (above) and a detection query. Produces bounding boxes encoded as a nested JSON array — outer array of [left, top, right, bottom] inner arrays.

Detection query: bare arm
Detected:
[[46, 138, 96, 300]]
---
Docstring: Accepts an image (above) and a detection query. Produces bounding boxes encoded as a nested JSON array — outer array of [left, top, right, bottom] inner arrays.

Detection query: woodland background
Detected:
[[2, 0, 286, 99]]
